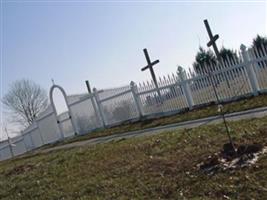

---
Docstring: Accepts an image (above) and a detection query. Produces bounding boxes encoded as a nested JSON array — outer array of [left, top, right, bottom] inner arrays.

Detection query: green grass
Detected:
[[0, 116, 267, 199], [53, 93, 267, 146]]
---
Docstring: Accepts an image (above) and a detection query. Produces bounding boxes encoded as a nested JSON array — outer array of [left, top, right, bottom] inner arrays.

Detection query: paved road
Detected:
[[41, 106, 267, 153]]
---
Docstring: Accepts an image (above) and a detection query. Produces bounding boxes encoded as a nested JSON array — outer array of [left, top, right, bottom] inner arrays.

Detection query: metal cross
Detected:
[[203, 19, 235, 152], [85, 80, 92, 94], [141, 48, 162, 103], [204, 19, 230, 88], [204, 19, 220, 59]]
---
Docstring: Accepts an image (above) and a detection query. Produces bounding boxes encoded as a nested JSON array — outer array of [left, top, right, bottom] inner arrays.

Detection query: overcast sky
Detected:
[[0, 0, 266, 138]]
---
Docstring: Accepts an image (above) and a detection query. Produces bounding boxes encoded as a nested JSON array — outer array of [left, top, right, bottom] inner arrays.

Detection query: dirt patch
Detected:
[[6, 164, 35, 176], [147, 157, 178, 177], [259, 125, 267, 135], [198, 142, 266, 175]]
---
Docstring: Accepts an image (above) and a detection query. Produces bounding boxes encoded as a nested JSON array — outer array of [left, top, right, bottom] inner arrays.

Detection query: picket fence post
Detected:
[[240, 44, 260, 96], [22, 129, 34, 151], [177, 67, 194, 110], [85, 80, 102, 129], [66, 102, 79, 136], [181, 80, 194, 110], [90, 96, 102, 128], [35, 120, 45, 145], [93, 88, 106, 127], [21, 130, 30, 152], [130, 81, 143, 118]]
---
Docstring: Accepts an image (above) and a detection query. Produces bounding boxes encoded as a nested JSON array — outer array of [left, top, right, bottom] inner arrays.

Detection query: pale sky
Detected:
[[0, 0, 266, 138]]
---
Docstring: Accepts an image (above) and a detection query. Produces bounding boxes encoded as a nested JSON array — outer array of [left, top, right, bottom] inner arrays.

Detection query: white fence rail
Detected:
[[1, 44, 267, 161]]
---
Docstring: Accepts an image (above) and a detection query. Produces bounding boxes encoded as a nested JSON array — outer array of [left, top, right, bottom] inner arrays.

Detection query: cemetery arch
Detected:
[[49, 85, 77, 137]]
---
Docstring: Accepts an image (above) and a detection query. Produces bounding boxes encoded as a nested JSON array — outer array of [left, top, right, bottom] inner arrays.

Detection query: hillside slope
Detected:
[[0, 116, 267, 199]]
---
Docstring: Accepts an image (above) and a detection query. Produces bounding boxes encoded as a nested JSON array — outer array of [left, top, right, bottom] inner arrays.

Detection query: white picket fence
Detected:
[[1, 44, 267, 161]]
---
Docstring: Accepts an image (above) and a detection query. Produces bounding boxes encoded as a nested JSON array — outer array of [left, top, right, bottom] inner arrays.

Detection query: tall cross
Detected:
[[204, 19, 230, 88], [203, 19, 235, 151], [204, 19, 220, 59], [141, 48, 162, 103]]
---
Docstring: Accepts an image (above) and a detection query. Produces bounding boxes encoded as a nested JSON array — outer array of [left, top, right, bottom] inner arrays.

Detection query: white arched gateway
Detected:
[[49, 84, 77, 138]]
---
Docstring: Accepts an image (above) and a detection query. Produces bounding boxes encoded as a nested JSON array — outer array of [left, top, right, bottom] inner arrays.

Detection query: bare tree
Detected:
[[2, 79, 48, 127]]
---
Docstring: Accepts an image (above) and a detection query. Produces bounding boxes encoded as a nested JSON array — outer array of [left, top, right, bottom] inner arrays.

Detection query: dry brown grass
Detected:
[[0, 116, 267, 199]]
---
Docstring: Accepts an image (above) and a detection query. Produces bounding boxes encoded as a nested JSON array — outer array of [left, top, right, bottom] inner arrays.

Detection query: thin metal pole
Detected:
[[205, 64, 236, 151]]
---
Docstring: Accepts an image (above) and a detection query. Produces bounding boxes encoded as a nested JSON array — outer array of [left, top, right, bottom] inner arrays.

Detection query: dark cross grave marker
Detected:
[[204, 19, 220, 59], [204, 19, 230, 88], [141, 48, 162, 103], [203, 19, 235, 152]]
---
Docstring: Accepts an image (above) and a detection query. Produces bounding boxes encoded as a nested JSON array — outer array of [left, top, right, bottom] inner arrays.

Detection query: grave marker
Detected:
[[203, 19, 235, 152], [204, 19, 220, 59], [204, 19, 230, 88], [141, 48, 162, 103]]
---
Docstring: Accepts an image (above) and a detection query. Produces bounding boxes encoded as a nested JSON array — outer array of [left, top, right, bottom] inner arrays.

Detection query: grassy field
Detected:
[[55, 93, 267, 146], [0, 116, 267, 199]]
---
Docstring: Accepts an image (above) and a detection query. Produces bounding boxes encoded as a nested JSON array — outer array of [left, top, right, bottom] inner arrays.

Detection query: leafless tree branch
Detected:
[[2, 79, 48, 127]]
